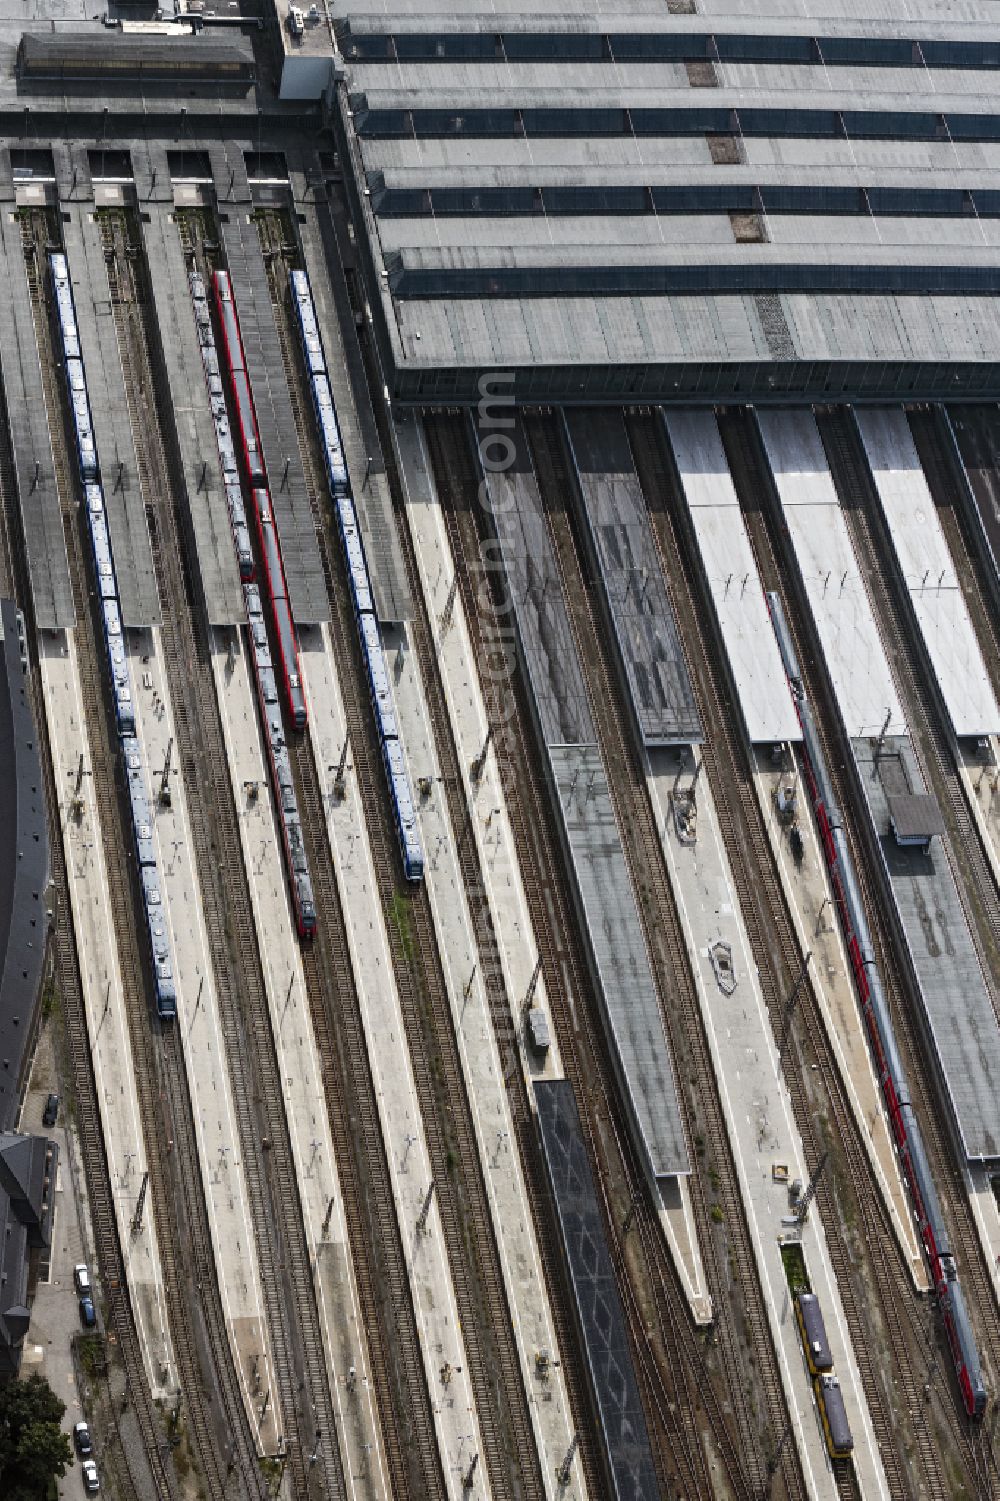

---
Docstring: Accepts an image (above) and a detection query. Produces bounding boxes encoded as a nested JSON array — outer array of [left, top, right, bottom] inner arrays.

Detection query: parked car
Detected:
[[81, 1459, 100, 1493], [78, 1296, 96, 1329], [43, 1094, 59, 1127], [73, 1264, 90, 1295], [73, 1421, 92, 1458]]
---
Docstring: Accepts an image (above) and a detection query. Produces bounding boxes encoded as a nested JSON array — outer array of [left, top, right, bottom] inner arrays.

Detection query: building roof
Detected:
[[854, 405, 1000, 740], [0, 599, 49, 1133], [562, 407, 702, 746], [329, 0, 1000, 399], [18, 30, 255, 81], [0, 1132, 58, 1379], [534, 1078, 658, 1501], [662, 407, 801, 745], [887, 791, 946, 842], [757, 407, 907, 740]]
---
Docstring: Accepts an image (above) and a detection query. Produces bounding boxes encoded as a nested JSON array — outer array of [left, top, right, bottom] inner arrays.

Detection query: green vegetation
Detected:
[[710, 1204, 724, 1225], [76, 1335, 105, 1380], [780, 1240, 810, 1295], [390, 892, 414, 964], [0, 1374, 73, 1501]]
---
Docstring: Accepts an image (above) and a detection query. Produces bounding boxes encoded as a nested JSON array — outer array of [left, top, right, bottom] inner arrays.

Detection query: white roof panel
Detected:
[[854, 406, 1000, 739], [662, 408, 800, 744], [757, 408, 906, 739]]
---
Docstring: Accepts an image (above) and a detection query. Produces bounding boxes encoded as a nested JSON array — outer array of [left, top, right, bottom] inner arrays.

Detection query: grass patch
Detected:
[[390, 892, 414, 964], [780, 1240, 810, 1295], [710, 1204, 723, 1225], [41, 974, 60, 1022]]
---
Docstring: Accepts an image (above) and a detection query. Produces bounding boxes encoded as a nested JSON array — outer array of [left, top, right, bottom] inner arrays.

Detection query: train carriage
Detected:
[[384, 738, 424, 881], [814, 1375, 854, 1459], [360, 612, 398, 742], [141, 868, 176, 1019], [212, 271, 245, 374], [91, 523, 117, 601], [795, 1293, 833, 1376], [230, 368, 265, 483]]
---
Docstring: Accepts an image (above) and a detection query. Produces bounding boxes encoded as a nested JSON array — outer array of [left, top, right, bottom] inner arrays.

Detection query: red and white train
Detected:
[[213, 269, 307, 731]]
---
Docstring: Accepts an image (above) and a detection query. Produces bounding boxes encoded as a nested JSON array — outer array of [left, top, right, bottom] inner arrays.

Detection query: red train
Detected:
[[251, 488, 307, 730], [212, 269, 306, 731]]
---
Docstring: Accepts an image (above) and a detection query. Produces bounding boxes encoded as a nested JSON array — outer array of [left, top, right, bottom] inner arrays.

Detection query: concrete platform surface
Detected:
[[37, 630, 174, 1398], [299, 623, 494, 1501], [648, 744, 889, 1501], [396, 413, 563, 1085], [128, 627, 279, 1454], [381, 608, 589, 1498]]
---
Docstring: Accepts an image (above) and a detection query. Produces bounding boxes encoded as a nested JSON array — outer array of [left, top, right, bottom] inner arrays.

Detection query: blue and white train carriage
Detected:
[[289, 267, 423, 881], [50, 251, 176, 1020]]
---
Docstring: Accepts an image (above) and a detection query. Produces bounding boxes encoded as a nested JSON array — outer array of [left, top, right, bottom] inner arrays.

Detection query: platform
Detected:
[[127, 627, 279, 1454], [395, 412, 562, 1082], [854, 406, 1000, 740], [851, 735, 1000, 1166], [534, 1079, 657, 1501], [141, 204, 245, 627], [477, 426, 688, 1184], [0, 213, 73, 629], [383, 594, 598, 1494], [303, 603, 576, 1494], [60, 208, 160, 628], [561, 407, 701, 747], [757, 408, 906, 739], [552, 743, 688, 1180], [213, 146, 330, 626], [648, 744, 889, 1501], [36, 630, 174, 1399], [299, 622, 495, 1498], [209, 622, 387, 1499], [292, 167, 411, 623], [661, 408, 801, 746]]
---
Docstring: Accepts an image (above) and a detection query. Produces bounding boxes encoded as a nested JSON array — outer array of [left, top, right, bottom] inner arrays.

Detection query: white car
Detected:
[[73, 1264, 91, 1295], [81, 1459, 100, 1494]]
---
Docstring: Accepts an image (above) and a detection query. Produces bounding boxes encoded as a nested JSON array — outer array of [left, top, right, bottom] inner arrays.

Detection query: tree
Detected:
[[0, 1374, 73, 1499]]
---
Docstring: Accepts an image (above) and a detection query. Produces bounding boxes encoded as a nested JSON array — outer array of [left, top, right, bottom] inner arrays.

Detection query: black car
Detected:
[[73, 1421, 92, 1458], [43, 1094, 59, 1128]]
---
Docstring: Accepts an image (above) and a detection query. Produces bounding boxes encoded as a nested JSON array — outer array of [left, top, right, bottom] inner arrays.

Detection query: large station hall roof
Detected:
[[332, 0, 1000, 402]]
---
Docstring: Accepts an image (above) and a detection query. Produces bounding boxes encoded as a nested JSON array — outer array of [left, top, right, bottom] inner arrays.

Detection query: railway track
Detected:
[[817, 409, 1000, 991], [99, 205, 347, 1500], [0, 231, 170, 1501], [423, 409, 763, 1501], [717, 406, 1000, 1500], [255, 203, 539, 1501], [20, 206, 252, 1501], [254, 206, 446, 1501], [524, 411, 806, 1501]]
